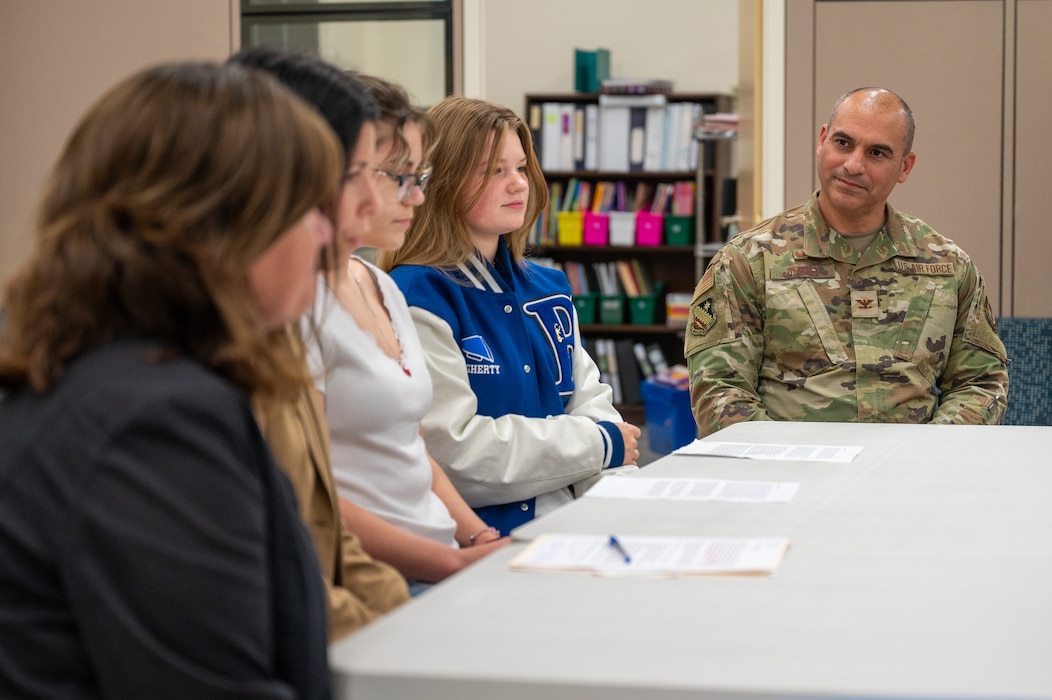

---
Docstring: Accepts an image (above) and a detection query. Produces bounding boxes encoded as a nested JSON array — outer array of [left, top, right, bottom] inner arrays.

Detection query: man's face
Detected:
[[815, 93, 915, 231]]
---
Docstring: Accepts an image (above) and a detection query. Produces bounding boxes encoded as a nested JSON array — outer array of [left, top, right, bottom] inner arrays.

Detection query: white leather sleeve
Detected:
[[411, 306, 622, 508]]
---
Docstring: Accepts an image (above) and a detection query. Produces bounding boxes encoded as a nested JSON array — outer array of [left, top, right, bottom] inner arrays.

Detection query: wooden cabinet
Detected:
[[523, 92, 733, 420]]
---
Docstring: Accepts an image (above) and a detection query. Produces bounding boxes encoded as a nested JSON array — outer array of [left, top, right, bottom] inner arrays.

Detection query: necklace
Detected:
[[346, 262, 411, 377]]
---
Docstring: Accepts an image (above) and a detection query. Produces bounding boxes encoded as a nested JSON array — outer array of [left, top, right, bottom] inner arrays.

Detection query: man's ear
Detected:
[[816, 124, 829, 158], [898, 151, 916, 184]]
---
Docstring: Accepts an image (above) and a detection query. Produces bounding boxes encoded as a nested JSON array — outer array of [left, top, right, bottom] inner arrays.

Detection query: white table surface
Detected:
[[330, 422, 1052, 699]]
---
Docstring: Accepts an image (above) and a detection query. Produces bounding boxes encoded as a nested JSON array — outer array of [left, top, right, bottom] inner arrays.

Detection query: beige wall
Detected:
[[0, 0, 235, 286], [0, 0, 737, 289], [476, 0, 739, 117]]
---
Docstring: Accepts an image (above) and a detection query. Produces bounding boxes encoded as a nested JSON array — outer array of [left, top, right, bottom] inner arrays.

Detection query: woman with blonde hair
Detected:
[[0, 61, 339, 699], [379, 96, 640, 535]]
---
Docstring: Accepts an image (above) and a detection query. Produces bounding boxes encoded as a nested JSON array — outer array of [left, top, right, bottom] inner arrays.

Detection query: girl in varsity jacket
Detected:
[[379, 97, 640, 535]]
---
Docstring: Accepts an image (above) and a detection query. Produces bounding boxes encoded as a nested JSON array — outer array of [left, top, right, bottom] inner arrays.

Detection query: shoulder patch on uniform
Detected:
[[684, 264, 738, 358], [693, 268, 714, 297], [690, 297, 716, 337], [966, 298, 1007, 363]]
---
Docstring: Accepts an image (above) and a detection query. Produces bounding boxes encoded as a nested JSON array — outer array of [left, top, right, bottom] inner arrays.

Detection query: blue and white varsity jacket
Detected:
[[390, 238, 626, 534]]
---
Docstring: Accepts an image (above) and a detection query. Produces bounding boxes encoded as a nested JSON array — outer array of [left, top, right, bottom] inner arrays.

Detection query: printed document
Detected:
[[675, 440, 862, 463], [583, 477, 798, 503], [509, 534, 789, 576]]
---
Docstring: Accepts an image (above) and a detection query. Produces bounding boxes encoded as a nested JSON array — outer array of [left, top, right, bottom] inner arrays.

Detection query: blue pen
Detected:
[[608, 535, 631, 564]]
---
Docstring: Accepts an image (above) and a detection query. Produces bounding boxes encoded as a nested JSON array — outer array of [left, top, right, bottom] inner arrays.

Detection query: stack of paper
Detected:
[[509, 534, 789, 577]]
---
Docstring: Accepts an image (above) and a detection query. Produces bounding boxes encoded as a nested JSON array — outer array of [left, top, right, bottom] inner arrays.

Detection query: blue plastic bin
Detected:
[[640, 380, 697, 454]]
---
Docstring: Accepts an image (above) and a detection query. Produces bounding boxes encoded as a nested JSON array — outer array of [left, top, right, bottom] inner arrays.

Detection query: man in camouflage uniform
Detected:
[[685, 87, 1008, 437]]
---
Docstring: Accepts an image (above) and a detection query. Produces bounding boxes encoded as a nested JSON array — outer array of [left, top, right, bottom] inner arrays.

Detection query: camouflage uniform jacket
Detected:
[[685, 192, 1009, 437]]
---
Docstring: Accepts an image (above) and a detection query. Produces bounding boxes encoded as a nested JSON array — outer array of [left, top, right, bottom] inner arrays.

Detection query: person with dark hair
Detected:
[[228, 48, 412, 633], [378, 96, 641, 535], [231, 47, 380, 262], [685, 87, 1008, 436], [0, 60, 339, 699], [306, 74, 508, 592]]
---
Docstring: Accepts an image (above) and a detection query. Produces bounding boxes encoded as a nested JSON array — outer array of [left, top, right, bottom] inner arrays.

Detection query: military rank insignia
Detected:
[[851, 289, 879, 318]]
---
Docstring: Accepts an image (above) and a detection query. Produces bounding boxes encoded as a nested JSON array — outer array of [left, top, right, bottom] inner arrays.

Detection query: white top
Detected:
[[303, 259, 457, 547]]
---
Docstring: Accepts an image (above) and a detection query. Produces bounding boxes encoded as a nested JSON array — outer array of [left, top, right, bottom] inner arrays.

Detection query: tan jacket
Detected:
[[254, 336, 409, 640]]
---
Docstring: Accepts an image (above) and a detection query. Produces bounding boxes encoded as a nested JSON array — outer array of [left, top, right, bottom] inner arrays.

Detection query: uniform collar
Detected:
[[802, 190, 920, 263]]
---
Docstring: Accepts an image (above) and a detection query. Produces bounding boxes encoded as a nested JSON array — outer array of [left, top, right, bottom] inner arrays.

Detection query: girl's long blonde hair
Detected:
[[377, 96, 547, 272]]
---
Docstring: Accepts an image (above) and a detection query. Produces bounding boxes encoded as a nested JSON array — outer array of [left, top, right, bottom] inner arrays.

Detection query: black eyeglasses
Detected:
[[373, 169, 431, 202]]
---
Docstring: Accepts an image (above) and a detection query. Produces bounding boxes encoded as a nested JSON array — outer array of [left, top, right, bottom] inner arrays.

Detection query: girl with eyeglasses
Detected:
[[303, 73, 510, 593]]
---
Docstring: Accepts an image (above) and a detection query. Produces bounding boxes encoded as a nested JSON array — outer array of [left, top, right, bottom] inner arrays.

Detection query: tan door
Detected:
[[1013, 0, 1052, 315], [786, 0, 1005, 313]]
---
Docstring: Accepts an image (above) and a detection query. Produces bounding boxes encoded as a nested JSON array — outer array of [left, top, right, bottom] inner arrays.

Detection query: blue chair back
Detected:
[[996, 317, 1052, 426]]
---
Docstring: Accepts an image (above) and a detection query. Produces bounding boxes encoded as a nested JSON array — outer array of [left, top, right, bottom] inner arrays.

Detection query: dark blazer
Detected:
[[0, 338, 329, 699]]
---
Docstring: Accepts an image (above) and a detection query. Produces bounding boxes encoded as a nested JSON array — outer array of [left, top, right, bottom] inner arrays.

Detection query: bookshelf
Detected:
[[524, 91, 734, 422]]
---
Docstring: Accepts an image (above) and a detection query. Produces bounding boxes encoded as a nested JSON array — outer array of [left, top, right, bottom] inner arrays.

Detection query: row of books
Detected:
[[534, 258, 655, 298], [529, 96, 704, 174], [531, 179, 695, 246], [592, 259, 654, 297], [554, 178, 695, 216], [590, 338, 671, 405], [699, 112, 740, 136]]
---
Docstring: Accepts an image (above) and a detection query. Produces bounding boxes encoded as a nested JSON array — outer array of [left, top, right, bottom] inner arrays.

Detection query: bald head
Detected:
[[829, 88, 915, 154]]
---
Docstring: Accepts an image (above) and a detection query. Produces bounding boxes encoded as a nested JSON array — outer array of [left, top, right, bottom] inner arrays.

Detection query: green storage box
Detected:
[[628, 282, 665, 325], [572, 293, 597, 324], [598, 295, 625, 324], [664, 215, 695, 246], [628, 294, 660, 325]]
